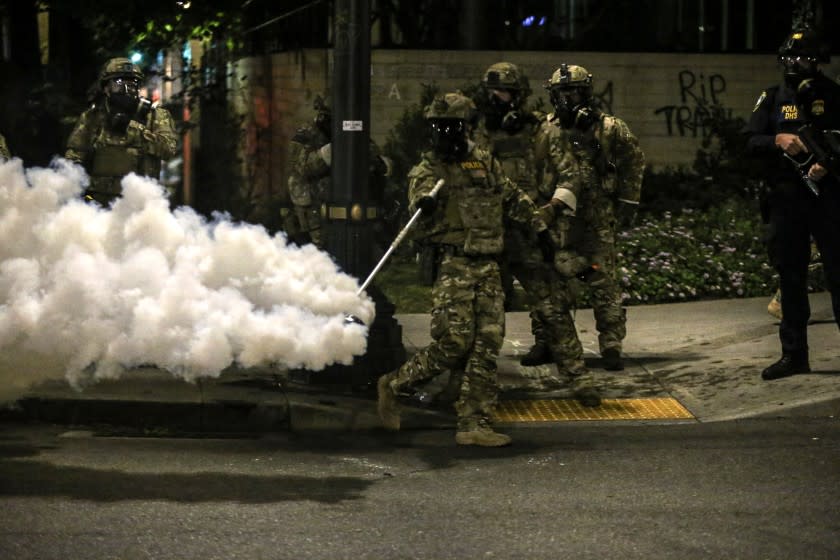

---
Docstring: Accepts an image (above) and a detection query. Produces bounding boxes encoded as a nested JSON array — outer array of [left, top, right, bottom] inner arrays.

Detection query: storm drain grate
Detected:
[[493, 398, 694, 422]]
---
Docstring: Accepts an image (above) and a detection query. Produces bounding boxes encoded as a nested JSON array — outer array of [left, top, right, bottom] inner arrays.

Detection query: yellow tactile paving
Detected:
[[493, 398, 695, 422]]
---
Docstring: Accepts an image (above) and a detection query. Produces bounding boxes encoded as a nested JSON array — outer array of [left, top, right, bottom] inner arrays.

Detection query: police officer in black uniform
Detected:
[[746, 29, 840, 380]]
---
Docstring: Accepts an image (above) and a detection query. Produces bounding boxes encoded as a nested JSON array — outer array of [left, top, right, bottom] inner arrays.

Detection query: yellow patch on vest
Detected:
[[781, 105, 799, 120]]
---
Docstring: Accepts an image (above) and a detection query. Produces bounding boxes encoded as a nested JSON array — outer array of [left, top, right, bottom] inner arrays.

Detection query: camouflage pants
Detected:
[[505, 241, 553, 346], [579, 224, 626, 354], [293, 204, 323, 248], [391, 255, 505, 426], [585, 266, 625, 354], [542, 273, 586, 372]]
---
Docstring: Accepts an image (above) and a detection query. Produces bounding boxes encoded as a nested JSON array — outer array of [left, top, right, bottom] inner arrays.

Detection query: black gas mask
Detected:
[[104, 76, 141, 132], [429, 118, 468, 162], [550, 87, 598, 130], [485, 89, 524, 133], [780, 55, 819, 90]]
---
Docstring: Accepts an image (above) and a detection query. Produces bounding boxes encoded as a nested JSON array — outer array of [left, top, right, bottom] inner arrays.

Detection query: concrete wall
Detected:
[[232, 48, 840, 201]]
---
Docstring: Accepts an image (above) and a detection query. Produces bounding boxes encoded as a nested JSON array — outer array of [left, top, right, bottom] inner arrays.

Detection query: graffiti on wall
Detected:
[[654, 70, 732, 137]]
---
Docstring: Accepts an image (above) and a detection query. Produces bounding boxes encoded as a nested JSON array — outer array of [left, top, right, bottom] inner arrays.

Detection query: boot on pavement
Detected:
[[557, 360, 602, 407], [377, 373, 401, 430], [455, 419, 512, 447], [573, 384, 602, 407], [761, 353, 810, 380], [602, 347, 624, 371], [520, 343, 552, 367]]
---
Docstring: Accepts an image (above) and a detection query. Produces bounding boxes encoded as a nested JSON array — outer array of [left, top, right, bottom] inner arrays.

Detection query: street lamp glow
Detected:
[[129, 52, 143, 64]]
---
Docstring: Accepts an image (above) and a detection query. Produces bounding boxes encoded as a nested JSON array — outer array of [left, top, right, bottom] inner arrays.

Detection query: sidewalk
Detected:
[[5, 294, 839, 434]]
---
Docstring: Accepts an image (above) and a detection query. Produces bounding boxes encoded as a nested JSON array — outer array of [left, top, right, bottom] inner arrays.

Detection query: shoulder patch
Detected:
[[753, 91, 767, 113]]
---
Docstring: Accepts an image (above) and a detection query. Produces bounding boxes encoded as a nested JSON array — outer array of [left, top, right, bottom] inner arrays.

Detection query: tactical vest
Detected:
[[477, 121, 540, 202], [89, 111, 163, 194], [416, 151, 506, 255]]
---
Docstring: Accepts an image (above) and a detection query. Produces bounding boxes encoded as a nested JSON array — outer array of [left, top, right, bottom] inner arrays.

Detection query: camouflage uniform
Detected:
[[287, 97, 387, 247], [0, 133, 10, 160], [541, 64, 645, 370], [378, 92, 548, 445], [392, 146, 544, 432], [65, 58, 177, 206], [473, 62, 554, 364], [287, 98, 332, 246]]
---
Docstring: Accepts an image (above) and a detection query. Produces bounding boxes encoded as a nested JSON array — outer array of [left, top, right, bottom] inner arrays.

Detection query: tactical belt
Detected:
[[438, 245, 496, 260]]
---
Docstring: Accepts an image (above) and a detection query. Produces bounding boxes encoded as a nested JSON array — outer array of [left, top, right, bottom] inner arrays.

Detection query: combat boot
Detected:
[[520, 343, 552, 366], [565, 363, 601, 407], [761, 353, 810, 380], [455, 419, 512, 447], [602, 347, 624, 371], [377, 373, 401, 430]]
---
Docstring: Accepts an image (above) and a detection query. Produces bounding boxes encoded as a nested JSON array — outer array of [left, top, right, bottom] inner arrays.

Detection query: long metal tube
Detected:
[[356, 179, 445, 296]]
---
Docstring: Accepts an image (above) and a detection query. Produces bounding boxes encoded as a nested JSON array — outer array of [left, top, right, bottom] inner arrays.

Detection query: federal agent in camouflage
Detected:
[[286, 96, 332, 246], [474, 62, 555, 367], [541, 64, 645, 372], [0, 133, 9, 161], [65, 57, 177, 206], [377, 92, 551, 447], [286, 95, 388, 247]]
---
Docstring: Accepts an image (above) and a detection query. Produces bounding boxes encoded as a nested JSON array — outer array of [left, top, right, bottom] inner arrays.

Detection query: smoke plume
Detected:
[[0, 158, 374, 401]]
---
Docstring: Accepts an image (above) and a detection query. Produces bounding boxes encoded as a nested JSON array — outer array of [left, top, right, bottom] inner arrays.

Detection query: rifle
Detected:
[[783, 149, 821, 197], [798, 123, 840, 178]]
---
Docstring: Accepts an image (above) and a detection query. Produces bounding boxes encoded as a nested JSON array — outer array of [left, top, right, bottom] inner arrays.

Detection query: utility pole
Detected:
[[301, 0, 405, 388]]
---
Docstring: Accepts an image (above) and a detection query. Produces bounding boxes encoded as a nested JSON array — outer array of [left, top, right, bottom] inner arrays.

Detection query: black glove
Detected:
[[577, 263, 601, 281], [417, 195, 437, 215], [537, 229, 555, 263]]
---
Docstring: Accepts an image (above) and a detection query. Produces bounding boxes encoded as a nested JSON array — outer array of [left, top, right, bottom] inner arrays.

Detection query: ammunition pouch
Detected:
[[91, 144, 139, 179], [554, 250, 589, 279]]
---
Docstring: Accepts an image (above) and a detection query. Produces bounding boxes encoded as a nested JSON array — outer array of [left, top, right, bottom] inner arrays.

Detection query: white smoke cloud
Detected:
[[0, 158, 375, 401]]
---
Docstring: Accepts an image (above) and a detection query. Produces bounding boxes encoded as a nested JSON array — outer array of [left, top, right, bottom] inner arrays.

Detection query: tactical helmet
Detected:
[[99, 57, 144, 85], [546, 64, 597, 130], [423, 91, 478, 122], [546, 64, 593, 94], [483, 62, 532, 97], [778, 29, 830, 63]]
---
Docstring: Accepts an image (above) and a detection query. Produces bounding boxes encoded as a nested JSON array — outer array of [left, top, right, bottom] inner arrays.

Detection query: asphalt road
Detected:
[[1, 418, 838, 560]]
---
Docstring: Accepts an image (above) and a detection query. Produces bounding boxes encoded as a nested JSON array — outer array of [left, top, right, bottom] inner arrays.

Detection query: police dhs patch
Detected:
[[812, 99, 825, 116]]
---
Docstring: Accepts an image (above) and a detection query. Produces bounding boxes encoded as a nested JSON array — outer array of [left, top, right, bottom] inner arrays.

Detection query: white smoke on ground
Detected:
[[0, 158, 374, 401]]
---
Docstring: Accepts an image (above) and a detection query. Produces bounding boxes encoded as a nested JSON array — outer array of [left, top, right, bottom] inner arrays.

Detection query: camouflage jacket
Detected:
[[287, 124, 331, 207], [473, 110, 549, 204], [287, 124, 388, 207], [0, 133, 9, 160], [408, 144, 546, 256], [65, 103, 178, 195], [537, 111, 645, 242]]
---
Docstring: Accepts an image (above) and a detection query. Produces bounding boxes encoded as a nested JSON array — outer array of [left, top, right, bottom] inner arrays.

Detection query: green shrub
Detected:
[[614, 202, 774, 306]]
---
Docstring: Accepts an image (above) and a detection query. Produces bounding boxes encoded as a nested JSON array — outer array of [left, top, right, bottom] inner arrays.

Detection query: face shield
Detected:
[[104, 76, 141, 115], [779, 55, 819, 90], [429, 118, 469, 161]]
